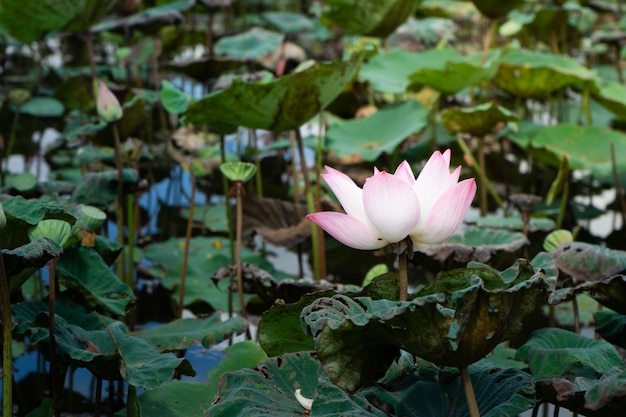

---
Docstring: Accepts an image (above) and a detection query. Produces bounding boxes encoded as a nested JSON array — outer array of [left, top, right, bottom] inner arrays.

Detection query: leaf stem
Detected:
[[461, 367, 481, 417], [48, 259, 60, 417], [112, 123, 127, 286], [178, 161, 196, 319], [0, 252, 13, 417], [234, 181, 250, 338]]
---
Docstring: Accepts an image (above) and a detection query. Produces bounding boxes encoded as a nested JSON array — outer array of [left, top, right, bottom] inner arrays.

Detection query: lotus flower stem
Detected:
[[112, 124, 127, 285], [556, 176, 569, 229], [461, 367, 481, 417], [456, 135, 507, 215], [399, 252, 408, 302], [0, 253, 13, 417], [178, 161, 196, 320], [610, 142, 626, 226], [314, 114, 327, 280]]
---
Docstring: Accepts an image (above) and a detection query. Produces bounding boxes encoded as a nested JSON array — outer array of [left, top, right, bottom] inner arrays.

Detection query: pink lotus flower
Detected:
[[307, 150, 476, 251]]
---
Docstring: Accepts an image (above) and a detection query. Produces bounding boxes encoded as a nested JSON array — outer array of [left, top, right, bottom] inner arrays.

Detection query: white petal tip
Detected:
[[295, 388, 313, 410]]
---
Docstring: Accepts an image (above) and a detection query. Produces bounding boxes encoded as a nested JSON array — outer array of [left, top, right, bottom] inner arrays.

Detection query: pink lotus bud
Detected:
[[97, 80, 123, 123]]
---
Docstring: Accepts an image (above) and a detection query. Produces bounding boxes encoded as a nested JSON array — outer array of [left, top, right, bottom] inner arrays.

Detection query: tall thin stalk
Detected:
[[398, 252, 408, 302], [47, 259, 60, 417], [234, 181, 251, 339], [112, 124, 127, 286], [178, 162, 196, 319], [0, 253, 13, 417]]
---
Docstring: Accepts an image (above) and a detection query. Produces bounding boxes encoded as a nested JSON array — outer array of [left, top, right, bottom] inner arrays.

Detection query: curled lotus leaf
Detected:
[[302, 256, 555, 391], [441, 101, 518, 137], [550, 275, 626, 315], [536, 368, 626, 417], [494, 49, 594, 98], [240, 195, 311, 247], [185, 52, 365, 132], [321, 0, 422, 38], [471, 0, 525, 19], [418, 226, 528, 263]]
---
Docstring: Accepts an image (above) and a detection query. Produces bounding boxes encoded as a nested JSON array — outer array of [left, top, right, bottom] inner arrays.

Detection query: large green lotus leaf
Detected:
[[494, 49, 594, 98], [551, 241, 626, 282], [185, 52, 364, 132], [302, 257, 554, 391], [206, 351, 322, 416], [359, 48, 434, 94], [595, 310, 626, 349], [469, 215, 555, 232], [160, 80, 190, 115], [90, 0, 193, 33], [143, 236, 279, 310], [508, 123, 626, 178], [441, 101, 518, 137], [71, 168, 140, 208], [133, 380, 214, 417], [0, 0, 116, 43], [592, 82, 626, 120], [324, 100, 427, 161], [134, 315, 245, 352], [262, 12, 315, 33], [536, 366, 626, 417], [18, 97, 65, 117], [206, 340, 268, 402], [471, 0, 525, 18], [418, 226, 528, 263], [2, 237, 63, 292], [12, 292, 116, 335], [214, 27, 284, 60], [516, 327, 623, 379], [408, 48, 502, 95], [55, 246, 136, 318], [258, 273, 399, 357], [209, 350, 535, 416], [30, 319, 193, 388], [321, 0, 422, 37]]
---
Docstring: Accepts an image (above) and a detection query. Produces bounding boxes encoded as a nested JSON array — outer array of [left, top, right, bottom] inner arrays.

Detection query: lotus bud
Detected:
[[0, 203, 6, 230], [28, 219, 72, 249], [220, 162, 257, 183], [96, 80, 123, 123]]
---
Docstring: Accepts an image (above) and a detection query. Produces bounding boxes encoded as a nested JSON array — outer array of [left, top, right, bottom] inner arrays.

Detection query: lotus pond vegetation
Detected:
[[2, 0, 626, 416]]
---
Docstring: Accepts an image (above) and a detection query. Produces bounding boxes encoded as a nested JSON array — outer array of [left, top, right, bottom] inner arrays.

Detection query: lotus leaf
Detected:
[[441, 101, 518, 137], [134, 315, 245, 352], [18, 97, 65, 117], [0, 0, 116, 43], [595, 310, 626, 348], [55, 246, 135, 318], [508, 122, 626, 178], [160, 80, 190, 115], [90, 0, 193, 34], [133, 380, 215, 417], [516, 327, 623, 379], [185, 52, 364, 132], [470, 0, 525, 19], [469, 216, 555, 232], [494, 49, 594, 98], [214, 27, 284, 60], [551, 241, 626, 282], [302, 257, 554, 391], [262, 11, 315, 33], [29, 319, 193, 388], [407, 48, 502, 95], [321, 0, 422, 38], [551, 275, 626, 315], [2, 237, 63, 292], [324, 100, 427, 162], [592, 82, 626, 120], [418, 226, 528, 263]]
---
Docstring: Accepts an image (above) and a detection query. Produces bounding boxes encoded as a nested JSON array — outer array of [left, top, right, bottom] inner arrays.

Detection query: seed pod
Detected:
[[28, 219, 72, 249]]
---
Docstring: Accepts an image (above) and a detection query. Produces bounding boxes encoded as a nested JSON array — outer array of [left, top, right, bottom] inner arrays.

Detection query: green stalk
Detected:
[[461, 367, 481, 417], [456, 135, 507, 215], [112, 124, 127, 285], [556, 174, 569, 230], [398, 251, 408, 302], [126, 193, 136, 329], [234, 181, 250, 338], [0, 253, 13, 417], [315, 114, 326, 280], [178, 163, 196, 319], [48, 259, 60, 417]]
